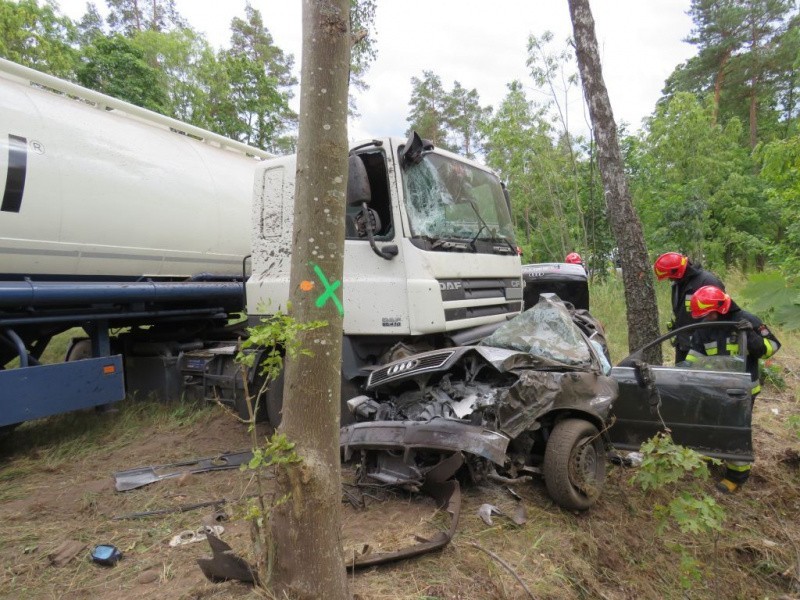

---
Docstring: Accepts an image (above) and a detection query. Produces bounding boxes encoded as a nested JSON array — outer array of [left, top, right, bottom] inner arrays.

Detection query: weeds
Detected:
[[633, 433, 725, 589], [788, 415, 800, 441], [234, 310, 325, 587]]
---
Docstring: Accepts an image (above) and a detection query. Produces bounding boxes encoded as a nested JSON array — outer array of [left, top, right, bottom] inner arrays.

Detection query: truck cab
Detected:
[[246, 133, 523, 381]]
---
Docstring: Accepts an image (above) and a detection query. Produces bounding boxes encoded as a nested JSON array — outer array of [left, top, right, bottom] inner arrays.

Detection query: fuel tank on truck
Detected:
[[0, 58, 273, 281]]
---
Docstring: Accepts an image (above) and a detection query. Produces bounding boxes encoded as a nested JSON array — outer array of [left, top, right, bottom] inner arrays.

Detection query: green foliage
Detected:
[[406, 70, 452, 150], [787, 415, 800, 440], [77, 33, 169, 111], [631, 92, 764, 268], [216, 3, 297, 152], [666, 0, 797, 148], [234, 310, 325, 585], [654, 491, 725, 535], [761, 358, 786, 389], [482, 80, 586, 263], [0, 0, 299, 152], [244, 432, 301, 473], [756, 135, 800, 271], [0, 0, 77, 77], [106, 0, 186, 35], [349, 0, 377, 113], [633, 433, 724, 541], [669, 544, 704, 590], [238, 310, 326, 385], [740, 271, 800, 330], [633, 432, 716, 492]]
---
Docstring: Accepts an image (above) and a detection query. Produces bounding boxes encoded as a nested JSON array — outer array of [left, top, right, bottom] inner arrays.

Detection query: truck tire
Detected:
[[231, 370, 271, 423], [543, 418, 605, 511], [65, 338, 92, 361], [261, 371, 357, 429]]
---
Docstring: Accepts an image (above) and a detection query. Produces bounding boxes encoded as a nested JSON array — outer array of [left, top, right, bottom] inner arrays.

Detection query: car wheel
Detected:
[[543, 418, 605, 511]]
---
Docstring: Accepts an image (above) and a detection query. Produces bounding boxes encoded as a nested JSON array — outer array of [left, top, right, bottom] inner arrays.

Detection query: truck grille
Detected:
[[438, 278, 522, 322]]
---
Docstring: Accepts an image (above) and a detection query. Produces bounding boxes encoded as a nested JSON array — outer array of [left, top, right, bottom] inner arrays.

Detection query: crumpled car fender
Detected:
[[497, 369, 618, 439]]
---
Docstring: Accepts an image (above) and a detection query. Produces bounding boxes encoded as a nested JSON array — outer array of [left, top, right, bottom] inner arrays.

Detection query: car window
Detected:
[[679, 354, 747, 373]]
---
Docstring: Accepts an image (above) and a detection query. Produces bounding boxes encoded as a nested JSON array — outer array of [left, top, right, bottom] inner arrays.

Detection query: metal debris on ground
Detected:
[[113, 450, 253, 491], [477, 502, 527, 526], [112, 498, 228, 520]]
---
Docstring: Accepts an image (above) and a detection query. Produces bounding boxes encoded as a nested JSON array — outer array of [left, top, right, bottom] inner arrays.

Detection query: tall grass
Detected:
[[588, 273, 672, 363], [589, 271, 798, 371]]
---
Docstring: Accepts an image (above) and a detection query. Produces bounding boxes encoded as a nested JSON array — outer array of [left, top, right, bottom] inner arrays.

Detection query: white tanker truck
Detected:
[[0, 58, 523, 429]]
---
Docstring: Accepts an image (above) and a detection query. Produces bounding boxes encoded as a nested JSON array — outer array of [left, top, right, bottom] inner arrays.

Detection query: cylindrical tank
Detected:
[[0, 58, 273, 281]]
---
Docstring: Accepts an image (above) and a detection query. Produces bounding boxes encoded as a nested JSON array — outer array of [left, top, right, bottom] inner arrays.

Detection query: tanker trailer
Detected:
[[0, 58, 271, 429]]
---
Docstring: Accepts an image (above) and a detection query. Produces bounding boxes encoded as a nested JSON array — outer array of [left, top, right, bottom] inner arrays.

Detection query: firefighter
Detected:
[[687, 285, 781, 494], [565, 252, 583, 265], [653, 252, 727, 362]]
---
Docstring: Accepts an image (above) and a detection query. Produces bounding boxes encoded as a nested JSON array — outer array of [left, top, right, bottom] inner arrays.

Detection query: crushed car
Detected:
[[340, 293, 618, 511]]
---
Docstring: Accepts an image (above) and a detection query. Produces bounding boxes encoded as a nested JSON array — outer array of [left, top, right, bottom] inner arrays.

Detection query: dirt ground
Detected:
[[1, 368, 800, 599]]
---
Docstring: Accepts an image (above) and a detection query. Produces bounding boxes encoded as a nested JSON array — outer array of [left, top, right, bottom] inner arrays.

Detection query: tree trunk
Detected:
[[712, 48, 731, 127], [567, 0, 661, 361], [268, 1, 351, 598]]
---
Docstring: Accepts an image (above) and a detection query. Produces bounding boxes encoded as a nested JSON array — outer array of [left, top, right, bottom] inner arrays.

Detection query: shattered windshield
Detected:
[[480, 296, 594, 368], [402, 153, 515, 245]]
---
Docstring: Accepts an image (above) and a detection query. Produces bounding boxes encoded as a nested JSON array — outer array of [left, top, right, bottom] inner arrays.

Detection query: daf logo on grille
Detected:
[[439, 281, 462, 291], [387, 359, 419, 375]]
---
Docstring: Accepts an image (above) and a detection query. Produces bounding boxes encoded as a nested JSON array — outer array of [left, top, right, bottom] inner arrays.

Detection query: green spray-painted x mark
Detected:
[[311, 262, 344, 316]]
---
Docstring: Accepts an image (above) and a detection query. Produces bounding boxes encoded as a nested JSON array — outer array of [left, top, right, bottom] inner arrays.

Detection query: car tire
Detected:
[[543, 418, 605, 511]]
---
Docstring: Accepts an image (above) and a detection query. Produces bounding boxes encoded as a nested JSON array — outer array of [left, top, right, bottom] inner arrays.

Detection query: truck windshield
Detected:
[[402, 153, 515, 249]]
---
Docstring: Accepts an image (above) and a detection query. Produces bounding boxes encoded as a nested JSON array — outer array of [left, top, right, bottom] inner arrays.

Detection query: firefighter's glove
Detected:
[[736, 319, 753, 331]]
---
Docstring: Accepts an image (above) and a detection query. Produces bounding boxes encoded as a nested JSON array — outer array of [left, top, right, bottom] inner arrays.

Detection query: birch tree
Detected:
[[567, 0, 661, 359]]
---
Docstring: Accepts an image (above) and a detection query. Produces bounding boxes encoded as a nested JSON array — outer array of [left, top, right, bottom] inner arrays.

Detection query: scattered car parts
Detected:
[[113, 450, 253, 491]]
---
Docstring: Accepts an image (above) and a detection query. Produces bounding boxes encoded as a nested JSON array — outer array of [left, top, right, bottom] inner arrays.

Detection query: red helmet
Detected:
[[654, 252, 688, 280], [690, 285, 731, 318], [565, 252, 582, 264]]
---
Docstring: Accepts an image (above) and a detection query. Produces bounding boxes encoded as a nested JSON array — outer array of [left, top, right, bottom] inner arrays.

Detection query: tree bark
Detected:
[[269, 1, 351, 598], [567, 0, 661, 361], [712, 47, 731, 126]]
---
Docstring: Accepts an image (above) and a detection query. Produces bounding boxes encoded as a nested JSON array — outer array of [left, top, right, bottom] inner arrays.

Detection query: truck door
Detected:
[[343, 150, 409, 336]]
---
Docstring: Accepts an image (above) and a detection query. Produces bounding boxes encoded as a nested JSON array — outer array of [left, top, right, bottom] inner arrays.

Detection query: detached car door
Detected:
[[608, 324, 754, 462]]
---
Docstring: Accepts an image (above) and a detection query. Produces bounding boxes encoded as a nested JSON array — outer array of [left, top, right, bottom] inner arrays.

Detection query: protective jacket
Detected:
[[687, 308, 781, 394], [672, 264, 726, 351]]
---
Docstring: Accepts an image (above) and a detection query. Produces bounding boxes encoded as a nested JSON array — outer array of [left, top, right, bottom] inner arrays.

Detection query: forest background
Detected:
[[2, 0, 799, 326]]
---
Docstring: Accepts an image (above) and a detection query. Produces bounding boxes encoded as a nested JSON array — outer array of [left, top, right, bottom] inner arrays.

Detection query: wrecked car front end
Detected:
[[341, 294, 619, 511]]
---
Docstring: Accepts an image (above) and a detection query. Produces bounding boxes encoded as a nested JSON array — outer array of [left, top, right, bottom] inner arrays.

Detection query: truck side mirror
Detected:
[[399, 131, 433, 170], [347, 155, 371, 206]]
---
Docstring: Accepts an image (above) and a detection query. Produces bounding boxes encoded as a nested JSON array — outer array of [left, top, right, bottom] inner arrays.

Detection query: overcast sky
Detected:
[[56, 0, 697, 142]]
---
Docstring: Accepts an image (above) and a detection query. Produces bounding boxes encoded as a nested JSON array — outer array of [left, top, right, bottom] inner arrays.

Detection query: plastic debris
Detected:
[[169, 525, 224, 547], [91, 544, 123, 566]]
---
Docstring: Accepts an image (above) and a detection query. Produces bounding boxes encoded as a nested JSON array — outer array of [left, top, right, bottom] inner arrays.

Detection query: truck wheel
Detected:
[[65, 338, 92, 361], [543, 418, 605, 511], [231, 370, 272, 424], [261, 372, 357, 429]]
